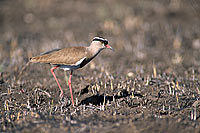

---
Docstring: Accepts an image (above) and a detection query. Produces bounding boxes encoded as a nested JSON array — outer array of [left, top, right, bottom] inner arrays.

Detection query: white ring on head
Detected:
[[93, 37, 107, 42]]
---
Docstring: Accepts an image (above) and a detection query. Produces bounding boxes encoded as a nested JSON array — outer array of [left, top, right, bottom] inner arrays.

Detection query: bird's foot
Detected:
[[59, 92, 64, 98], [71, 103, 75, 107]]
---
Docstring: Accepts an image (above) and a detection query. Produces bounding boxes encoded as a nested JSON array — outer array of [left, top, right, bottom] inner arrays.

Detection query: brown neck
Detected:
[[87, 42, 104, 56]]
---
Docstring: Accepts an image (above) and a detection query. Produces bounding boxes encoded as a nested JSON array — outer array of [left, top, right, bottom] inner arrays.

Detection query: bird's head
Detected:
[[91, 37, 114, 51]]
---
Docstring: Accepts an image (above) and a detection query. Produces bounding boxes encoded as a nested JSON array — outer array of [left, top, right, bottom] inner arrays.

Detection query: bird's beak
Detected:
[[106, 44, 114, 51]]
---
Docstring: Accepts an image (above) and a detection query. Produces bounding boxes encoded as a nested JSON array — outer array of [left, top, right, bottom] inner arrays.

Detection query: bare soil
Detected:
[[0, 0, 200, 132]]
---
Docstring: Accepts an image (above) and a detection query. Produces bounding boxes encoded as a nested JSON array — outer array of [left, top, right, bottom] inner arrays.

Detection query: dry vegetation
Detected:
[[0, 0, 200, 132]]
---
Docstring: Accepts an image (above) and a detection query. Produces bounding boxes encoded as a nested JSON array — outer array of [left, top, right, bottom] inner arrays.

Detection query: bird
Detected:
[[30, 37, 113, 106]]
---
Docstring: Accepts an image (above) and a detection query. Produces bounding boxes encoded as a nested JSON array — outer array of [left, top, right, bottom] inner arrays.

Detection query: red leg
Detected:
[[50, 66, 63, 97], [68, 71, 74, 106]]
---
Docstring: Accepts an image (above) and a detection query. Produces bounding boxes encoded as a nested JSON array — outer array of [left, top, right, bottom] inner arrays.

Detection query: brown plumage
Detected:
[[30, 47, 88, 65]]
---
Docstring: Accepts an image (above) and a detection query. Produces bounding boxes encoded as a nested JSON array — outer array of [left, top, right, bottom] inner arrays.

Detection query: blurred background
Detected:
[[0, 0, 200, 75]]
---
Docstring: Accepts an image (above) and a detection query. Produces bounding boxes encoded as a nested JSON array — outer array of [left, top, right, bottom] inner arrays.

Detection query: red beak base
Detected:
[[106, 44, 114, 51]]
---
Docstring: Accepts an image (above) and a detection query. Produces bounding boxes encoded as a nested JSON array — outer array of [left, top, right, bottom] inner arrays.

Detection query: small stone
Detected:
[[127, 72, 134, 77]]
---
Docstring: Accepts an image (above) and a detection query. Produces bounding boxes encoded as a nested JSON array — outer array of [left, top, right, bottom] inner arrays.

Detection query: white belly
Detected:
[[57, 57, 86, 71], [59, 65, 80, 71]]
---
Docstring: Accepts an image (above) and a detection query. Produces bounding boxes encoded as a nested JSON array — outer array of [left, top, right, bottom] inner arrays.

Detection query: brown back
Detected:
[[30, 47, 88, 65]]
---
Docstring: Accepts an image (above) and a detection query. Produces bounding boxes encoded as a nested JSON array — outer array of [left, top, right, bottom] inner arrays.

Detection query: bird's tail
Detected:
[[29, 57, 38, 63], [29, 56, 46, 63]]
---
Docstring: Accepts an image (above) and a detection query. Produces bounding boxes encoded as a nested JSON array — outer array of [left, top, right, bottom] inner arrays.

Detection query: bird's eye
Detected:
[[103, 40, 108, 45], [102, 42, 107, 47], [104, 41, 108, 45]]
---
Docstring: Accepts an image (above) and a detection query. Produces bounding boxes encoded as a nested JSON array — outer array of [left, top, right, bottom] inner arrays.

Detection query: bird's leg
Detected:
[[50, 66, 63, 98], [68, 70, 74, 106]]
